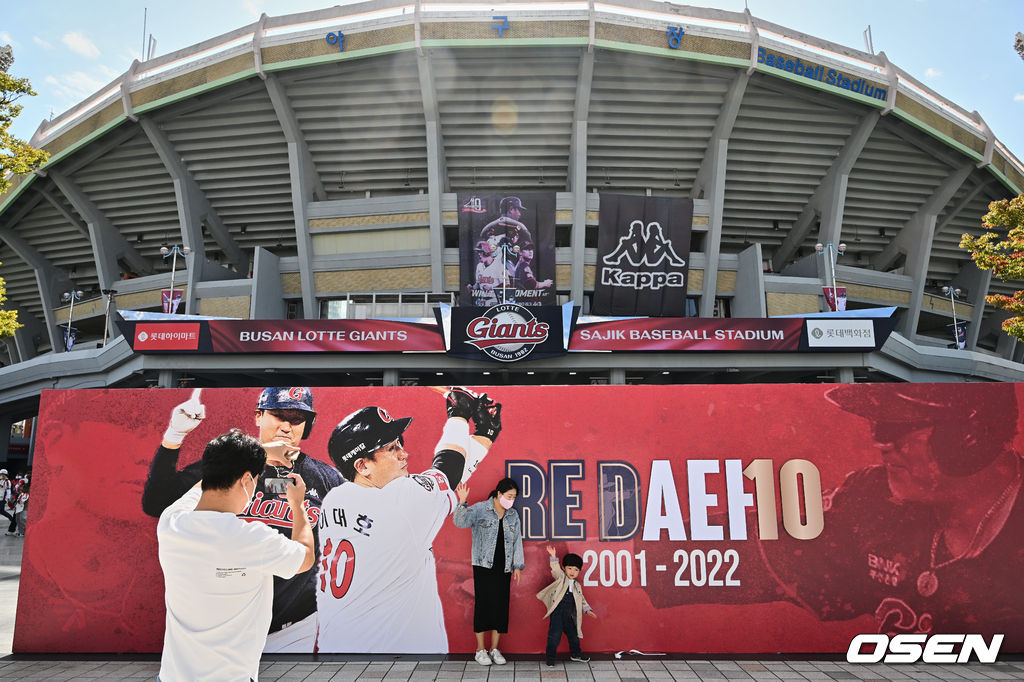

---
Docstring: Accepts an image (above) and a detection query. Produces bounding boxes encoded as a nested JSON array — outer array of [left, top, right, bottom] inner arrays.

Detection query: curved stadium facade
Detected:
[[1, 0, 1023, 460]]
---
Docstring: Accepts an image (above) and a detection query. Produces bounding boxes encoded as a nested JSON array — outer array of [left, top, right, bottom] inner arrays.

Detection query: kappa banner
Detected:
[[16, 384, 1024, 656], [593, 194, 693, 316], [458, 192, 557, 307]]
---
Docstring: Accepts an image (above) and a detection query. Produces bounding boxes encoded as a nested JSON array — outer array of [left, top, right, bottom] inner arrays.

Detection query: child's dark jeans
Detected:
[[545, 597, 582, 664]]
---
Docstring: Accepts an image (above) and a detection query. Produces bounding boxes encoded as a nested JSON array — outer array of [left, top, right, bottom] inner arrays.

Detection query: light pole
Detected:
[[61, 289, 84, 351], [815, 241, 846, 311], [160, 244, 191, 314], [101, 288, 117, 346], [941, 285, 964, 349]]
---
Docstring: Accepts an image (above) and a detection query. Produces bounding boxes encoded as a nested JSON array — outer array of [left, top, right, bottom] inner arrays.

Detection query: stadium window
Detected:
[[321, 292, 454, 319]]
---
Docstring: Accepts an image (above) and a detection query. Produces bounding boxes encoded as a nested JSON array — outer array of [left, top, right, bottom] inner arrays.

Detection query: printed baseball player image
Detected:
[[142, 387, 344, 653], [468, 239, 508, 306], [315, 387, 502, 653], [477, 196, 534, 305], [638, 383, 1024, 651]]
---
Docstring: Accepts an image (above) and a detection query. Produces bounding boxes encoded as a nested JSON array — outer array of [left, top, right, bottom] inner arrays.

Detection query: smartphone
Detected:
[[264, 478, 293, 494]]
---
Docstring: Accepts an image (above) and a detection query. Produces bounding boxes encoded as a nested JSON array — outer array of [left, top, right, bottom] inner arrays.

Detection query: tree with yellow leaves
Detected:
[[960, 194, 1024, 339]]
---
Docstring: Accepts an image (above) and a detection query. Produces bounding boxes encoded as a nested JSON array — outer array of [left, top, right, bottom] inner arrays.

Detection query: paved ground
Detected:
[[0, 534, 1022, 681]]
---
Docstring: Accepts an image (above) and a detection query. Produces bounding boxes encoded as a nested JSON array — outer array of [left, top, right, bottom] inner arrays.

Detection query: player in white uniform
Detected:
[[315, 388, 502, 653], [471, 240, 507, 306]]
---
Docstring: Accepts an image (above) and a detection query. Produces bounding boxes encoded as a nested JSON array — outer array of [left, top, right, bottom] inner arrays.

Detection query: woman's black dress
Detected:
[[472, 515, 511, 633]]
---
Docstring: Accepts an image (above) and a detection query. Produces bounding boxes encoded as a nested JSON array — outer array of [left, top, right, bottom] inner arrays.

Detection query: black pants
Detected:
[[545, 602, 581, 663], [0, 508, 14, 533]]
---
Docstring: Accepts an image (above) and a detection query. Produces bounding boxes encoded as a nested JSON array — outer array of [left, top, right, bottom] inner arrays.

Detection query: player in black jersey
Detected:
[[142, 387, 344, 652], [639, 383, 1024, 651]]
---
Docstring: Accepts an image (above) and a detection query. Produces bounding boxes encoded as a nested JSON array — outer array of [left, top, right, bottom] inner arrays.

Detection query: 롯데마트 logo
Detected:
[[464, 303, 550, 362], [133, 323, 201, 351]]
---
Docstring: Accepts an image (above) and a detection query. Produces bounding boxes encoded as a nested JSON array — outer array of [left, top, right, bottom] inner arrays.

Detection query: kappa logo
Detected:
[[601, 220, 687, 291], [603, 220, 687, 268], [465, 303, 550, 362]]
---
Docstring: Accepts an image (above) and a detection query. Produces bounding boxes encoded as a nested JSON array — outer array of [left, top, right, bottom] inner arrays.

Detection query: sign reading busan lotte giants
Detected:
[[593, 194, 693, 317]]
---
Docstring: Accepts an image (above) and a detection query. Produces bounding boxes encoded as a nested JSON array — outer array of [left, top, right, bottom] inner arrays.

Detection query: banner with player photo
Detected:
[[458, 192, 556, 307], [15, 384, 1024, 656], [593, 194, 693, 317]]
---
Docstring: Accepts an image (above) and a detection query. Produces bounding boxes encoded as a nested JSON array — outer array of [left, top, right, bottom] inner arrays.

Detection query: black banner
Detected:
[[458, 192, 556, 307], [593, 194, 693, 316], [441, 304, 569, 362]]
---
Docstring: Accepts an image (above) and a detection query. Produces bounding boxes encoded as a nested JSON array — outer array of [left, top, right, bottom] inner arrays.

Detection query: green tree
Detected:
[[0, 47, 44, 337], [0, 262, 20, 336], [1, 47, 49, 196], [960, 194, 1024, 339]]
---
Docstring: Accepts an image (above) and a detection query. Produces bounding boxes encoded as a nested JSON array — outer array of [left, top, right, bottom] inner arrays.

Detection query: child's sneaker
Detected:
[[489, 648, 507, 665], [474, 649, 492, 666], [570, 655, 590, 663]]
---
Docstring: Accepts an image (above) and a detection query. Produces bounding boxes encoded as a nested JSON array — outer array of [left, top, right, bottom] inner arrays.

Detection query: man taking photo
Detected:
[[157, 429, 315, 682]]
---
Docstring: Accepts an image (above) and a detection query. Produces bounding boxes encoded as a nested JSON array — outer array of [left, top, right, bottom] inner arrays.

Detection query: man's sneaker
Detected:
[[474, 649, 492, 666], [570, 655, 591, 663], [489, 648, 507, 665]]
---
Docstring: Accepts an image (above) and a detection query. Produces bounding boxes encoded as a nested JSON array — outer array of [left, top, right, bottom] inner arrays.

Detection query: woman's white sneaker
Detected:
[[474, 649, 492, 666], [489, 648, 507, 665]]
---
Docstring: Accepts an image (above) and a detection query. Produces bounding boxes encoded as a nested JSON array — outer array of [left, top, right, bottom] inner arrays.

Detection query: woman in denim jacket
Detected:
[[454, 478, 525, 666]]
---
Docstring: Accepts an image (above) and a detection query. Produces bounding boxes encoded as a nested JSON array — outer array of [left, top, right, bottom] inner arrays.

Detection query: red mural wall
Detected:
[[15, 384, 1024, 654]]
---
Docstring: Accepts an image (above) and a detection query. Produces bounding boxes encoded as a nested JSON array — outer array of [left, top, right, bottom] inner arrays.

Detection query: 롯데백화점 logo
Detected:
[[464, 303, 550, 362], [846, 633, 1003, 664]]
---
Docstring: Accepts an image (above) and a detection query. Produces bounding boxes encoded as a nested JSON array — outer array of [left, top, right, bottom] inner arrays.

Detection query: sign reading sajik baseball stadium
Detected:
[[16, 384, 1023, 657]]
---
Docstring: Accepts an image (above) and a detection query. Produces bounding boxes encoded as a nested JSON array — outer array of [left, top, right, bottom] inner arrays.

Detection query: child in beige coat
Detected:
[[536, 546, 597, 666]]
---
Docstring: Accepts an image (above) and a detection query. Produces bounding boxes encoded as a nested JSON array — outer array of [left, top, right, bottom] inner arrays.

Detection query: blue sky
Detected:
[[3, 0, 1023, 162]]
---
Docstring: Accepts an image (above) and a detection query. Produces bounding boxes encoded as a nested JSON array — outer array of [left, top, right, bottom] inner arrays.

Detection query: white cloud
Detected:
[[0, 32, 13, 46], [43, 71, 109, 103], [1015, 93, 1024, 102], [243, 0, 264, 19], [924, 67, 942, 79], [61, 31, 100, 59], [33, 36, 53, 49]]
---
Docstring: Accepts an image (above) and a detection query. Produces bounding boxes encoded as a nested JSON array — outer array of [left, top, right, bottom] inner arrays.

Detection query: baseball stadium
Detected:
[[5, 1, 1024, 661], [1, 0, 1024, 459]]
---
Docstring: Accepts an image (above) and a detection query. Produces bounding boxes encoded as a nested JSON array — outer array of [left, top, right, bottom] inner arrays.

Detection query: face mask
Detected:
[[498, 495, 514, 510], [241, 475, 255, 507]]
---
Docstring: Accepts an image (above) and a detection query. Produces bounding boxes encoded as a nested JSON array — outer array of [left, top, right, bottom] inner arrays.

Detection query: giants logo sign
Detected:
[[464, 304, 550, 362]]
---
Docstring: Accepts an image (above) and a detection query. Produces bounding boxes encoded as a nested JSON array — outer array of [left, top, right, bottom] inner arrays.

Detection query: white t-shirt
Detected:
[[158, 487, 306, 682], [315, 470, 456, 653]]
